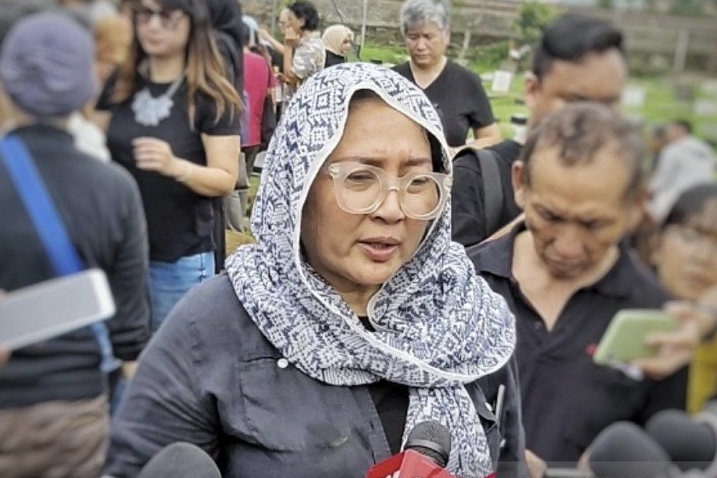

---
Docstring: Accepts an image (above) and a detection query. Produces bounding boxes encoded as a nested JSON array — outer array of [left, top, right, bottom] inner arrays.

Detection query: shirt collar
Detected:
[[474, 222, 644, 299]]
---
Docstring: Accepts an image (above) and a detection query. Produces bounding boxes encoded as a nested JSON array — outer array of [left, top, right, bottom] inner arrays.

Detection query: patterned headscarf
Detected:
[[225, 63, 515, 477]]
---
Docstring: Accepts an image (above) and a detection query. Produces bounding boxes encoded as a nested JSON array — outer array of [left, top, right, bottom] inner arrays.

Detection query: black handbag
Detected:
[[260, 95, 276, 150]]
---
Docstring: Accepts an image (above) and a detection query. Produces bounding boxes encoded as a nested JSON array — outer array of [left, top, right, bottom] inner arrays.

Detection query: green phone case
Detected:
[[593, 309, 679, 366]]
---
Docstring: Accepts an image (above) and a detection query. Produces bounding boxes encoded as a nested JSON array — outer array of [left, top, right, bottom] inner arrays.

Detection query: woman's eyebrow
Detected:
[[332, 156, 432, 167]]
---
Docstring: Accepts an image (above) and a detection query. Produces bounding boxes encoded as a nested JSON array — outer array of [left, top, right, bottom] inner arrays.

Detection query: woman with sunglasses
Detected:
[[103, 63, 525, 478], [95, 0, 243, 330]]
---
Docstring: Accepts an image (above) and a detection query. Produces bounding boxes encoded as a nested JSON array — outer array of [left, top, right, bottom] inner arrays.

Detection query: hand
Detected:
[[525, 449, 547, 478], [631, 301, 706, 379], [258, 28, 272, 41], [132, 137, 182, 178]]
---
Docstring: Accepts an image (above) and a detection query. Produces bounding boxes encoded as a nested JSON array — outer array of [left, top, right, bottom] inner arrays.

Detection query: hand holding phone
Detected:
[[593, 309, 679, 367]]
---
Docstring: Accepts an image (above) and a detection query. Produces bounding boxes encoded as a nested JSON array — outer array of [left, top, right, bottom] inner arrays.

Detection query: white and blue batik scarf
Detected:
[[225, 63, 516, 478]]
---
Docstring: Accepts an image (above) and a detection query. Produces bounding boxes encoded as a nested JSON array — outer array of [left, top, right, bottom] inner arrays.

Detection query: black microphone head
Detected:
[[646, 409, 717, 471], [587, 422, 674, 478], [405, 420, 451, 468], [136, 442, 221, 478]]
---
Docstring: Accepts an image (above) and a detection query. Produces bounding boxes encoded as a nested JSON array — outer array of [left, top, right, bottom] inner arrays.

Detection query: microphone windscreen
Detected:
[[646, 409, 717, 471], [136, 442, 221, 478], [405, 420, 451, 468], [587, 422, 673, 478]]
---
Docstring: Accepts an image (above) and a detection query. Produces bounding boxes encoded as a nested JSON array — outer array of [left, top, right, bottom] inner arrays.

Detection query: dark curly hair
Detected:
[[288, 1, 320, 32]]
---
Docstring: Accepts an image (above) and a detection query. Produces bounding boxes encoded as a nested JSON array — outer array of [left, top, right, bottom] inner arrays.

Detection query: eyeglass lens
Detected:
[[335, 168, 442, 218]]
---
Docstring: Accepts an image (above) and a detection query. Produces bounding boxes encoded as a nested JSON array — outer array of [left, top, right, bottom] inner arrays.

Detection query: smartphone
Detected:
[[593, 309, 679, 366], [0, 269, 116, 351]]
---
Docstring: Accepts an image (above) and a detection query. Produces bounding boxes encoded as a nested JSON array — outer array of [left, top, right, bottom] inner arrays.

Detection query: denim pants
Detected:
[[149, 251, 215, 330]]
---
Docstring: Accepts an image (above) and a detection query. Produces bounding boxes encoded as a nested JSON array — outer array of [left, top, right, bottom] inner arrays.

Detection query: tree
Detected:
[[512, 1, 557, 48]]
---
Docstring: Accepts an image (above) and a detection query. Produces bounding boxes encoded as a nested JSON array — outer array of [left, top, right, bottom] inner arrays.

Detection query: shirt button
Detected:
[[277, 358, 289, 369], [534, 322, 542, 331]]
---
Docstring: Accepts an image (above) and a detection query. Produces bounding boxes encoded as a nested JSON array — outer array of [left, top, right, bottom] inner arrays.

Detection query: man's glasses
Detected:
[[134, 5, 185, 30], [323, 162, 451, 220]]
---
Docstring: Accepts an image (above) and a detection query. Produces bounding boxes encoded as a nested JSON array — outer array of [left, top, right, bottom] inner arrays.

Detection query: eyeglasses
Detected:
[[134, 5, 185, 30], [671, 224, 717, 254], [323, 162, 451, 220]]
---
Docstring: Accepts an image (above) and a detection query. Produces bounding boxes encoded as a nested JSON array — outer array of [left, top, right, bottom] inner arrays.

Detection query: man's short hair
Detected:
[[532, 13, 625, 79], [519, 102, 646, 200]]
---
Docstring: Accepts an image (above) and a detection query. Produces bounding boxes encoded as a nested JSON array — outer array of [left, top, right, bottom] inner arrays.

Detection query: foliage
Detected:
[[512, 1, 557, 47]]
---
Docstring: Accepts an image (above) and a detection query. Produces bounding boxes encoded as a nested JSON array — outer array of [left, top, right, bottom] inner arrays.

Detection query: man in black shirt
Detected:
[[452, 13, 627, 246], [467, 103, 688, 476]]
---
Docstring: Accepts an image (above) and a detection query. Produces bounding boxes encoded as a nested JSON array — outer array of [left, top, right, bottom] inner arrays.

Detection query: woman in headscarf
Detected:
[[103, 63, 524, 478], [322, 24, 353, 67]]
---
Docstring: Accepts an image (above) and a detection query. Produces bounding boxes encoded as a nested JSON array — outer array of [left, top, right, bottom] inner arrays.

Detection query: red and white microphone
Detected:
[[366, 420, 456, 478]]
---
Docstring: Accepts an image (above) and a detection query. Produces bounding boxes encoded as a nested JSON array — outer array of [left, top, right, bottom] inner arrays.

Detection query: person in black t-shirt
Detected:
[[95, 0, 243, 330], [393, 0, 500, 152]]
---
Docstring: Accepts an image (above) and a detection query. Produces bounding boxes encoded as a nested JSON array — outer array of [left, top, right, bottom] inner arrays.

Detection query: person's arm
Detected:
[[258, 28, 285, 55], [0, 348, 8, 366], [466, 123, 502, 150], [464, 70, 501, 150], [282, 28, 301, 86], [106, 171, 151, 360], [132, 133, 239, 197], [103, 298, 218, 477]]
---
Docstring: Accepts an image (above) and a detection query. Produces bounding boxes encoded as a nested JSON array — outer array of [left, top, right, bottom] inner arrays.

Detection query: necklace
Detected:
[[131, 75, 184, 127]]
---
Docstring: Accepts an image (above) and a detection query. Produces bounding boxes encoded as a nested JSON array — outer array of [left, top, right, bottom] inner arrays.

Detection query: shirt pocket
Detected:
[[235, 355, 355, 453]]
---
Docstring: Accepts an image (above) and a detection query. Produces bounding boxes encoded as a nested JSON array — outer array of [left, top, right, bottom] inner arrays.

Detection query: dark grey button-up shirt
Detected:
[[104, 275, 525, 478]]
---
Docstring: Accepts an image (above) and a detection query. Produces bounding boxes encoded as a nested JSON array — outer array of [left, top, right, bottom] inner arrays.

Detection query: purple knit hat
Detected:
[[0, 12, 97, 117]]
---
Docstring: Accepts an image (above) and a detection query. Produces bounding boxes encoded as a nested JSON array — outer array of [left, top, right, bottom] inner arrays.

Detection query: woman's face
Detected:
[[134, 0, 191, 59], [340, 34, 353, 55], [654, 200, 717, 300], [404, 21, 449, 69], [301, 97, 434, 299]]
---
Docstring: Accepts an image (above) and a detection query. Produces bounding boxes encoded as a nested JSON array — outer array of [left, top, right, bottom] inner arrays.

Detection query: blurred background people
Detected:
[[451, 13, 627, 247], [0, 12, 150, 477], [393, 0, 500, 153], [95, 0, 242, 330], [280, 1, 324, 99], [649, 119, 717, 223], [322, 24, 353, 67], [643, 184, 717, 412]]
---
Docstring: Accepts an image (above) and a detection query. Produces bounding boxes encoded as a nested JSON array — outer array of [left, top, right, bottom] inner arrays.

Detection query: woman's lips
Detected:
[[358, 239, 400, 262]]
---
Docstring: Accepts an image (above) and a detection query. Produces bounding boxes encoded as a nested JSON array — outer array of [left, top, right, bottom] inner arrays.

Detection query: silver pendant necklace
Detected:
[[131, 75, 184, 127]]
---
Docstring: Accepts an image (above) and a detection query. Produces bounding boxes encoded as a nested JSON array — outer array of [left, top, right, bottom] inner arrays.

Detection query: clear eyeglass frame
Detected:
[[322, 161, 452, 220]]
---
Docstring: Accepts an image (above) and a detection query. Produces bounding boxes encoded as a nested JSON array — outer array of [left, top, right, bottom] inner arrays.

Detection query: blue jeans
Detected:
[[149, 251, 215, 331]]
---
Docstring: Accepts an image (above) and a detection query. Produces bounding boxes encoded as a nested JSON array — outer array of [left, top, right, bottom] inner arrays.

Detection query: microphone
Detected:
[[136, 442, 221, 478], [646, 408, 717, 475], [586, 422, 678, 478], [366, 420, 455, 478]]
